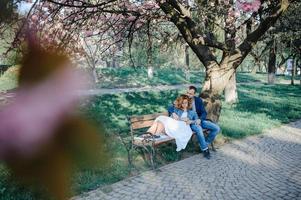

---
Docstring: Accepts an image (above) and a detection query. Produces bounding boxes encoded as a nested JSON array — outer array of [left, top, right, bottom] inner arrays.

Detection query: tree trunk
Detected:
[[105, 60, 110, 68], [258, 63, 262, 73], [92, 66, 99, 83], [299, 66, 301, 86], [147, 67, 153, 79], [112, 57, 117, 68], [291, 58, 295, 85], [251, 56, 260, 74], [147, 20, 153, 79], [85, 56, 99, 84], [199, 91, 222, 123], [268, 43, 276, 84], [251, 64, 257, 74], [224, 73, 238, 104], [264, 57, 268, 73], [184, 44, 190, 80], [298, 59, 301, 86], [240, 65, 244, 72], [201, 62, 236, 122]]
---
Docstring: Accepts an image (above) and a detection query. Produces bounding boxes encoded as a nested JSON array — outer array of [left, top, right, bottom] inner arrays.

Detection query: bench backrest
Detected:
[[129, 112, 168, 130]]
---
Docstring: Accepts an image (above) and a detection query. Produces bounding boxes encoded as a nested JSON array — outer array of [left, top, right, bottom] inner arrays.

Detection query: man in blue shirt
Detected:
[[168, 86, 221, 159], [187, 85, 220, 151]]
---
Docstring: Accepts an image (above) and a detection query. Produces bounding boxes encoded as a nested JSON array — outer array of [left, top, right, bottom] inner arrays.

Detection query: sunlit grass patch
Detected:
[[0, 65, 19, 92], [220, 109, 280, 138]]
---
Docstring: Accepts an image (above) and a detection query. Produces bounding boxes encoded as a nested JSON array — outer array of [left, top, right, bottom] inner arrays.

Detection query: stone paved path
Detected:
[[73, 120, 301, 200]]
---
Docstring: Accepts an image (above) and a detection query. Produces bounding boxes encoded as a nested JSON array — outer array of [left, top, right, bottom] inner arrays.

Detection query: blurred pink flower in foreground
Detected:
[[236, 0, 261, 12], [0, 65, 87, 160]]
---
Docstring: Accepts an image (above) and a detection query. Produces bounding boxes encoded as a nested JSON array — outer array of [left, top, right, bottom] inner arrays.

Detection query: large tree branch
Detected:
[[237, 0, 290, 62], [156, 0, 226, 67], [46, 0, 118, 9]]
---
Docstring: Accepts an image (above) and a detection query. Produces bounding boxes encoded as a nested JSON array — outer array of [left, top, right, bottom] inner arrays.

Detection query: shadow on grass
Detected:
[[236, 72, 265, 83], [83, 90, 183, 133], [237, 84, 301, 121], [219, 84, 301, 139]]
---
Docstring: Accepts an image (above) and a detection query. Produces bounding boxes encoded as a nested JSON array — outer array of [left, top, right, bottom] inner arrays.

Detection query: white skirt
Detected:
[[155, 116, 193, 151]]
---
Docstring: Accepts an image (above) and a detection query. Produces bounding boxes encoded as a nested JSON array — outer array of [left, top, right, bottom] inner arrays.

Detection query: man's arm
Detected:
[[196, 97, 207, 120], [189, 110, 201, 125]]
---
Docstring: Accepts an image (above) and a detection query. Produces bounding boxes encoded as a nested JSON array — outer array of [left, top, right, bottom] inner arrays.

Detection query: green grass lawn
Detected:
[[83, 83, 301, 137], [1, 70, 301, 200], [0, 65, 18, 92], [0, 65, 300, 91]]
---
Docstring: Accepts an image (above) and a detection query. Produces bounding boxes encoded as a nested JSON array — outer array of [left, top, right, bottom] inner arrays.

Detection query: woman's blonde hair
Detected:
[[174, 94, 192, 110]]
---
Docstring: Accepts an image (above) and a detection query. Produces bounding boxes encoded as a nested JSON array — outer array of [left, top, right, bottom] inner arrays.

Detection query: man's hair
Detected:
[[188, 85, 197, 93]]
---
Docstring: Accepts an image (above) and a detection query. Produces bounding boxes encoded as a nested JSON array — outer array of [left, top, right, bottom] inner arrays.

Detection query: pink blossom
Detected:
[[31, 14, 38, 22], [234, 11, 241, 18], [85, 30, 93, 37], [143, 1, 159, 9], [0, 66, 88, 160], [127, 15, 136, 21], [236, 0, 261, 12], [135, 22, 143, 29]]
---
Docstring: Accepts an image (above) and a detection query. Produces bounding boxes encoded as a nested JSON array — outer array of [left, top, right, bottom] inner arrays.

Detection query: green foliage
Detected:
[[0, 25, 21, 65], [0, 165, 50, 200], [0, 65, 19, 91]]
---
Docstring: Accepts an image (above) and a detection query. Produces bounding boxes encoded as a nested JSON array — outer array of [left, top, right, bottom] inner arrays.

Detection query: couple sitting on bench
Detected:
[[146, 86, 220, 159]]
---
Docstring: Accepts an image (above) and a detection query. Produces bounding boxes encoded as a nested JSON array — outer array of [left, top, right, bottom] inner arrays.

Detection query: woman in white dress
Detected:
[[146, 94, 199, 151]]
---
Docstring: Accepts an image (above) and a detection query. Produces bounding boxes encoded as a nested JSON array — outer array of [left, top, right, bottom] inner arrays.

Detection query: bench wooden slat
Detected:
[[131, 120, 156, 129], [130, 112, 168, 123], [153, 137, 175, 146], [132, 136, 175, 146]]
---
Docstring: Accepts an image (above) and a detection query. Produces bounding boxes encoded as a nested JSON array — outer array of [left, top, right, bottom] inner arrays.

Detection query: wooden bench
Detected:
[[128, 112, 215, 169]]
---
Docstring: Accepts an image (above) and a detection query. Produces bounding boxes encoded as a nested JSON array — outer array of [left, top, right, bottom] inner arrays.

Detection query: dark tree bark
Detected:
[[184, 44, 190, 80], [147, 20, 153, 79], [268, 41, 276, 84], [291, 56, 296, 85], [112, 57, 118, 68], [297, 58, 301, 85]]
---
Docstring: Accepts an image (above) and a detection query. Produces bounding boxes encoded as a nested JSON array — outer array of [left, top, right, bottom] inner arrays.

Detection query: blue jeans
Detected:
[[190, 124, 208, 151], [201, 120, 220, 145]]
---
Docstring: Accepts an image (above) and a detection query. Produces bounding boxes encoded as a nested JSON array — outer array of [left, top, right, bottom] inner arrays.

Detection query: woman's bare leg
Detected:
[[146, 121, 165, 135]]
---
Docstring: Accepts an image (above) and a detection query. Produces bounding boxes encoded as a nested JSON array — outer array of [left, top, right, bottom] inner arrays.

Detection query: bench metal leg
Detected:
[[136, 145, 157, 169], [149, 146, 156, 170]]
